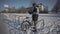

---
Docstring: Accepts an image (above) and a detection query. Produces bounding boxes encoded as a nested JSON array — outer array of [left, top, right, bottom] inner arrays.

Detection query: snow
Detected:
[[0, 13, 60, 34]]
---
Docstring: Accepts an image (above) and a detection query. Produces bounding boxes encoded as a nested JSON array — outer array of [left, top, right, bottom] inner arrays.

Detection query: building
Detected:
[[27, 3, 48, 14], [8, 7, 16, 13], [38, 3, 48, 13], [39, 3, 44, 12], [4, 4, 9, 13], [18, 7, 28, 13]]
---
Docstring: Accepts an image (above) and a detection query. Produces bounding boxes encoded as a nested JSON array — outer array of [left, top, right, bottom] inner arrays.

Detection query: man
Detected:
[[32, 3, 38, 21], [32, 3, 39, 33]]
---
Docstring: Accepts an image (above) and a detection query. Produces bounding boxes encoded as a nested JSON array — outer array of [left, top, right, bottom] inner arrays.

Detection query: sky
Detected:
[[0, 0, 57, 11]]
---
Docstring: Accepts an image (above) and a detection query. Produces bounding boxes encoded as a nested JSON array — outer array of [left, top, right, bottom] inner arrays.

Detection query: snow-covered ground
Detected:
[[0, 13, 60, 34]]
